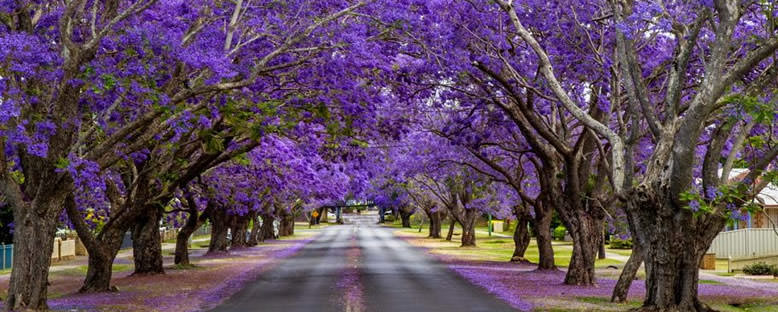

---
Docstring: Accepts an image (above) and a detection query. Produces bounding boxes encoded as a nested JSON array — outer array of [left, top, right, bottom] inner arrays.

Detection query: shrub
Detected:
[[553, 226, 567, 241], [742, 262, 777, 276], [609, 238, 633, 249]]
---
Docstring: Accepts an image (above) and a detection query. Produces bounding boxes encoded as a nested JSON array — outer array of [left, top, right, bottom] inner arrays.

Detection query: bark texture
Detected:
[[459, 208, 477, 247], [612, 242, 643, 303], [278, 209, 295, 237], [5, 206, 60, 310], [534, 200, 557, 270], [400, 209, 413, 228], [511, 205, 531, 263], [208, 206, 230, 254], [445, 218, 456, 241], [428, 210, 443, 238], [174, 196, 209, 265], [247, 211, 261, 246], [65, 188, 137, 293], [563, 210, 603, 285], [230, 214, 250, 249], [626, 185, 726, 311], [131, 206, 164, 275], [259, 212, 277, 241]]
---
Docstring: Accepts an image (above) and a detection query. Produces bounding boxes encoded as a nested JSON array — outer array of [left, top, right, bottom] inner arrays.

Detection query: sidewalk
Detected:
[[0, 237, 212, 278], [0, 233, 318, 312]]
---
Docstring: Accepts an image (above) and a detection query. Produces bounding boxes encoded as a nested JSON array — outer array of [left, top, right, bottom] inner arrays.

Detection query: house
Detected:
[[721, 169, 778, 230], [708, 169, 778, 267]]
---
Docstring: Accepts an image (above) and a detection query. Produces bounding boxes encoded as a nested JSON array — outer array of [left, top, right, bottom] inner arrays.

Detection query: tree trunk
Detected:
[[428, 210, 442, 238], [78, 225, 126, 293], [400, 210, 412, 228], [80, 245, 121, 292], [445, 218, 456, 241], [511, 206, 531, 263], [247, 211, 261, 246], [208, 207, 230, 254], [5, 208, 59, 311], [598, 231, 607, 259], [460, 209, 477, 247], [563, 211, 603, 285], [260, 213, 276, 241], [230, 214, 250, 249], [612, 242, 643, 303], [131, 206, 164, 275], [278, 211, 295, 237], [534, 202, 556, 270], [174, 210, 204, 266], [175, 196, 209, 265], [626, 186, 726, 311], [65, 194, 130, 293]]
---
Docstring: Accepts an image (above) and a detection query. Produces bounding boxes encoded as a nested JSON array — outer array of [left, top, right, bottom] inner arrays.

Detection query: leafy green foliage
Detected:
[[742, 262, 778, 276], [609, 238, 633, 250], [553, 225, 566, 241]]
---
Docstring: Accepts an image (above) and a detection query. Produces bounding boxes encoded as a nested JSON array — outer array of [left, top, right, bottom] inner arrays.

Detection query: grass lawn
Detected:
[[605, 247, 632, 257], [392, 226, 625, 268], [391, 223, 778, 312], [163, 234, 211, 244]]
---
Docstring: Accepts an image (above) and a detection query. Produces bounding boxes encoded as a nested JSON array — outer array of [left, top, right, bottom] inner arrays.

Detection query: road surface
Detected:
[[211, 213, 516, 312]]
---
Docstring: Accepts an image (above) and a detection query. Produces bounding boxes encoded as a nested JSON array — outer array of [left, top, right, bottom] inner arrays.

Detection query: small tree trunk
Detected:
[[208, 207, 230, 254], [445, 218, 456, 241], [400, 210, 412, 228], [285, 216, 295, 236], [598, 232, 607, 259], [377, 207, 385, 224], [6, 207, 59, 311], [80, 246, 119, 293], [460, 209, 477, 247], [175, 196, 210, 265], [65, 195, 128, 293], [78, 227, 125, 292], [260, 213, 276, 241], [131, 206, 164, 275], [428, 210, 442, 238], [612, 242, 643, 303], [563, 211, 603, 285], [279, 211, 295, 237], [247, 211, 261, 246], [534, 202, 556, 270], [230, 214, 250, 249], [511, 206, 531, 263]]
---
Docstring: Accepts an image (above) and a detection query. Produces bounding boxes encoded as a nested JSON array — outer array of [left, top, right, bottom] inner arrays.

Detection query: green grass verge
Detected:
[[396, 227, 626, 267]]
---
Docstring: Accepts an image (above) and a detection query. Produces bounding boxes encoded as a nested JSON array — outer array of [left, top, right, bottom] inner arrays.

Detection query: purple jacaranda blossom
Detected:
[[689, 200, 701, 212]]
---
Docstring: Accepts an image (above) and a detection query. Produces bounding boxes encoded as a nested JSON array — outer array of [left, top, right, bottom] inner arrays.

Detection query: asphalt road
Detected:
[[210, 213, 516, 312]]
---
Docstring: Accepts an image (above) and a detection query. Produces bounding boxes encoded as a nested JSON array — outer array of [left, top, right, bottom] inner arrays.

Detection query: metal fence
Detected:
[[708, 228, 778, 259], [0, 244, 12, 270]]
